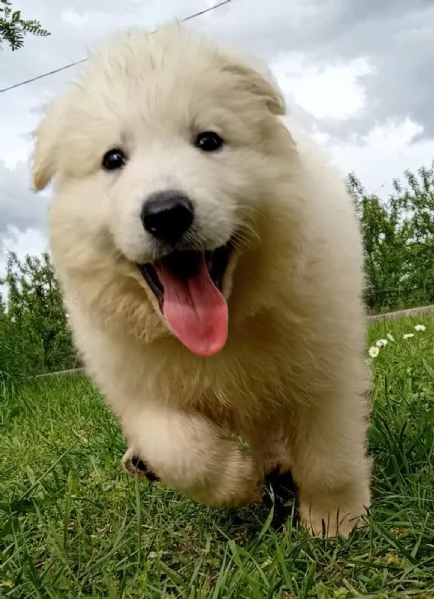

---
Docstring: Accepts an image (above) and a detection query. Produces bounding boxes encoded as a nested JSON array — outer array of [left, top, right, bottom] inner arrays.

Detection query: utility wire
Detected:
[[0, 0, 232, 94]]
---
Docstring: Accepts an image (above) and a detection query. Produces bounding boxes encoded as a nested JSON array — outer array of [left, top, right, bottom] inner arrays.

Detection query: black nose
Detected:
[[141, 191, 194, 245]]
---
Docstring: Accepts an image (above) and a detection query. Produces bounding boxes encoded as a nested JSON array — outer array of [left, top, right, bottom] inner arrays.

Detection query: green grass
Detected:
[[1, 316, 433, 598]]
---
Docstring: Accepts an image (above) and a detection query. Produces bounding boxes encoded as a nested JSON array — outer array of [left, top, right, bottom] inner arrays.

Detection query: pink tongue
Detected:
[[157, 256, 228, 357]]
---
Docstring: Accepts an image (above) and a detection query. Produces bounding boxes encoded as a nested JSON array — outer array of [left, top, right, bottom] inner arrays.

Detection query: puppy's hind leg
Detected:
[[251, 424, 292, 477], [251, 423, 297, 516]]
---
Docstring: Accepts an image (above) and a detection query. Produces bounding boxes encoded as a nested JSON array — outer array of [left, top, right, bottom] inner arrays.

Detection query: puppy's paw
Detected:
[[121, 448, 159, 481], [299, 494, 369, 539]]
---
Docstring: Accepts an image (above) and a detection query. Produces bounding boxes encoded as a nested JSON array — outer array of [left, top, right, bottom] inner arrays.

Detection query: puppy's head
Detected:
[[33, 24, 297, 356]]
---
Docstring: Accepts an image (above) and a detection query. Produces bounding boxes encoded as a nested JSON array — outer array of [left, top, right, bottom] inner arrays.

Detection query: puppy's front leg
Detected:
[[121, 404, 262, 507], [291, 393, 371, 538]]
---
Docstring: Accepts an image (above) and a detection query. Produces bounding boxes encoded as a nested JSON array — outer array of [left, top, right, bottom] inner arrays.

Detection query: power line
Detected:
[[0, 0, 232, 94]]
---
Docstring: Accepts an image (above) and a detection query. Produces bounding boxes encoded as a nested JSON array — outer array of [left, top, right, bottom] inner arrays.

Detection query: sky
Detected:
[[1, 0, 434, 263]]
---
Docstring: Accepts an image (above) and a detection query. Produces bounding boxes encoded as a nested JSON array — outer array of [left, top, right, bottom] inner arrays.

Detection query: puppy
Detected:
[[32, 24, 371, 537]]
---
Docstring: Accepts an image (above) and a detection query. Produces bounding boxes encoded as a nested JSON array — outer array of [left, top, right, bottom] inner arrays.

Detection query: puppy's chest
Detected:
[[148, 352, 289, 416], [85, 317, 293, 417], [141, 323, 293, 411]]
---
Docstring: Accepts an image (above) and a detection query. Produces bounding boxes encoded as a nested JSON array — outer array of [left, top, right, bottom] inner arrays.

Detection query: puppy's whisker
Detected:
[[233, 224, 261, 248]]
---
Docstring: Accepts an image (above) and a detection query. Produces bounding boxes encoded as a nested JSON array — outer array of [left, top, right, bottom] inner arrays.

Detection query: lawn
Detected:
[[1, 316, 433, 598]]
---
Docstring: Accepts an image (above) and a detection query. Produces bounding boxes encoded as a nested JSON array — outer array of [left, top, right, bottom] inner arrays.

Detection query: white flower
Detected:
[[387, 333, 395, 342], [403, 333, 415, 340], [415, 324, 426, 332], [368, 346, 380, 358], [376, 339, 388, 347]]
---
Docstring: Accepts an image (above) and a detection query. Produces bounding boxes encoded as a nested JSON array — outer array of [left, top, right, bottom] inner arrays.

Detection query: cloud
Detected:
[[271, 54, 372, 121], [320, 119, 434, 195], [0, 158, 47, 264], [0, 226, 48, 270], [289, 0, 434, 140], [0, 161, 49, 235], [0, 159, 49, 264]]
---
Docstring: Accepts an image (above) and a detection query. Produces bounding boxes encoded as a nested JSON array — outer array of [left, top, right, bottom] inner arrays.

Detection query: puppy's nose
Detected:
[[141, 191, 194, 245]]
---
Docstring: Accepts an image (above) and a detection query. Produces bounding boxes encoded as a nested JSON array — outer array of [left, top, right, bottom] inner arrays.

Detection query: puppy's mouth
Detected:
[[137, 241, 234, 357]]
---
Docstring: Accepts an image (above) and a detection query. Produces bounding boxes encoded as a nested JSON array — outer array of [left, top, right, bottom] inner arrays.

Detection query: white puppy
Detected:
[[32, 24, 371, 538]]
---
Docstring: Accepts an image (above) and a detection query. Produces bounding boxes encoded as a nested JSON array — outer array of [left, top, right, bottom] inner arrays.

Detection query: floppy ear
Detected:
[[32, 100, 63, 192], [221, 55, 286, 116]]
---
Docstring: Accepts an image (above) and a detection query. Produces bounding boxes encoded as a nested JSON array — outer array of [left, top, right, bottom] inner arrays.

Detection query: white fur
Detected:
[[32, 24, 371, 538]]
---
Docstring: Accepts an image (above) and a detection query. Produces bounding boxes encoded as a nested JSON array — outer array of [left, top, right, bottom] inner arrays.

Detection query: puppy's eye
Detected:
[[195, 131, 224, 152], [102, 148, 126, 171]]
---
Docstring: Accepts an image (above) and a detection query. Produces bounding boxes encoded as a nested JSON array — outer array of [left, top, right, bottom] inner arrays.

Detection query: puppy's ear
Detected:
[[222, 56, 286, 116], [32, 99, 64, 192]]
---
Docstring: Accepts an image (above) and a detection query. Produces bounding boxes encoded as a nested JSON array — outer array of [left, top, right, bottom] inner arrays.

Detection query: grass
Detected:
[[0, 316, 433, 598]]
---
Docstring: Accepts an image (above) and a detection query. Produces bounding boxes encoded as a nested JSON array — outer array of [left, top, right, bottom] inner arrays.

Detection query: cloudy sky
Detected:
[[1, 0, 434, 263]]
